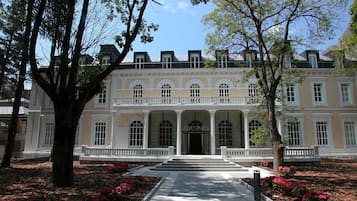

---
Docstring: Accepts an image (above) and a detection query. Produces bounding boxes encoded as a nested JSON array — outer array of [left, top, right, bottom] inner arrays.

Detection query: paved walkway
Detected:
[[127, 166, 274, 201]]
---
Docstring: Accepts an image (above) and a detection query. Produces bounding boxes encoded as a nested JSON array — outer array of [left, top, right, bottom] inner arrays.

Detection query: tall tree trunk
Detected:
[[1, 0, 33, 168], [51, 102, 81, 186], [267, 97, 284, 171]]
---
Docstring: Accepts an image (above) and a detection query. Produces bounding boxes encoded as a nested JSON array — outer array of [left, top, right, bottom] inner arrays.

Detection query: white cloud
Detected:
[[177, 1, 188, 10]]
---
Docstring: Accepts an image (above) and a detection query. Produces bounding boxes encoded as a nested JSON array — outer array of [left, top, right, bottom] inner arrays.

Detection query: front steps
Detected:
[[151, 156, 248, 171]]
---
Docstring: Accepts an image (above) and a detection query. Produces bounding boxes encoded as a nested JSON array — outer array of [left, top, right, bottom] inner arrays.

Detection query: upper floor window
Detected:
[[102, 56, 110, 65], [162, 54, 172, 69], [308, 53, 318, 69], [340, 83, 353, 105], [190, 84, 200, 103], [95, 87, 107, 106], [217, 54, 228, 68], [133, 84, 143, 104], [286, 84, 299, 105], [190, 53, 200, 68], [248, 83, 258, 97], [219, 83, 230, 103], [161, 84, 171, 103], [135, 55, 145, 69], [315, 121, 329, 146], [283, 55, 291, 68], [312, 82, 326, 105]]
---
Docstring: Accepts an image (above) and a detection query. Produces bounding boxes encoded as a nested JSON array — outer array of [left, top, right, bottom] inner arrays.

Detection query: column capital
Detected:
[[208, 109, 216, 114], [175, 110, 183, 115], [242, 109, 250, 115], [142, 110, 151, 115]]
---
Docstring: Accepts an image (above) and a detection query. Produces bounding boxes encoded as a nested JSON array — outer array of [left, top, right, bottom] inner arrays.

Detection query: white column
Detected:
[[209, 110, 216, 155], [143, 110, 150, 148], [277, 118, 283, 136], [243, 110, 249, 149], [110, 110, 116, 148], [176, 110, 183, 155]]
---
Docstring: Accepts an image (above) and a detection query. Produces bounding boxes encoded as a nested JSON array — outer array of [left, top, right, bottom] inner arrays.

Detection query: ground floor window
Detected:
[[315, 121, 328, 145], [218, 120, 232, 146], [44, 122, 54, 146], [249, 120, 261, 146], [129, 121, 143, 147], [287, 121, 301, 146], [94, 122, 106, 145], [344, 121, 356, 146], [159, 120, 173, 146]]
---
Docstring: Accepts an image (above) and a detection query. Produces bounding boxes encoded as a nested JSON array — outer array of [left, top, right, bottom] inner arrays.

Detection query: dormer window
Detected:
[[102, 56, 110, 65], [283, 55, 291, 68], [245, 54, 252, 68], [308, 53, 318, 69], [217, 51, 228, 68], [135, 55, 145, 69], [162, 54, 172, 69], [189, 52, 200, 68]]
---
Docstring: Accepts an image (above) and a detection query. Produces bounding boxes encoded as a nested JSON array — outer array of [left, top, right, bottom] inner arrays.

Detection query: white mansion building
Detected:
[[23, 45, 357, 161]]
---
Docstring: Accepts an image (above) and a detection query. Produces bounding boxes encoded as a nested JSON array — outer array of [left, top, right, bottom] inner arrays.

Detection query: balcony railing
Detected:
[[114, 96, 261, 106]]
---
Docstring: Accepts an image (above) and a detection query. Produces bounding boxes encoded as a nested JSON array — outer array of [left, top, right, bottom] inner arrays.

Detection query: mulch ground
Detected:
[[0, 160, 161, 201], [242, 159, 357, 201]]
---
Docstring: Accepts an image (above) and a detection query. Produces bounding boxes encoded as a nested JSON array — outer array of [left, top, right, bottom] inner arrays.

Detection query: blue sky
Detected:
[[130, 0, 353, 57]]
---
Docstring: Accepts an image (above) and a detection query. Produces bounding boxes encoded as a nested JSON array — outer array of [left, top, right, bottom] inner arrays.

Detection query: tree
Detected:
[[1, 0, 33, 168], [195, 0, 346, 170], [29, 0, 157, 186]]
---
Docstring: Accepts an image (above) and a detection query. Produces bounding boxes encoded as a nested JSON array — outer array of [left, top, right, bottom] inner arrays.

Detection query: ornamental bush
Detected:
[[277, 166, 296, 178], [107, 162, 129, 173], [302, 191, 330, 201]]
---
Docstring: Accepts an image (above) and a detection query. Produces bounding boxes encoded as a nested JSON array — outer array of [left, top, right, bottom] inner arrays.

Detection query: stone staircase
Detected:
[[151, 156, 248, 171]]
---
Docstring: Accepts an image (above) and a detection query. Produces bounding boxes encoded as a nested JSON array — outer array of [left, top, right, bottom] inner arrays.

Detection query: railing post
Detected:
[[221, 146, 227, 157], [168, 146, 175, 156], [253, 170, 261, 201], [81, 145, 88, 156], [313, 145, 319, 156]]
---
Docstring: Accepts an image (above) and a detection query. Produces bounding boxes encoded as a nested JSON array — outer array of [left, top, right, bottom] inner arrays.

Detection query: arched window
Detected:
[[159, 120, 173, 146], [133, 84, 143, 103], [248, 83, 258, 97], [161, 84, 171, 103], [219, 83, 230, 103], [190, 83, 200, 103], [218, 120, 233, 146], [249, 120, 262, 146], [129, 121, 143, 147]]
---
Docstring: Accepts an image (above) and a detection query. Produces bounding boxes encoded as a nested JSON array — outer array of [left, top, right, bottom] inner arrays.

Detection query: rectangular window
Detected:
[[162, 55, 172, 68], [308, 54, 318, 68], [96, 88, 106, 105], [283, 56, 291, 68], [341, 83, 352, 105], [44, 122, 54, 146], [344, 122, 356, 146], [135, 56, 144, 69], [316, 121, 328, 145], [218, 54, 228, 68], [102, 56, 110, 65], [313, 83, 323, 103], [94, 122, 106, 145], [286, 84, 296, 103], [190, 54, 200, 68], [287, 121, 301, 146]]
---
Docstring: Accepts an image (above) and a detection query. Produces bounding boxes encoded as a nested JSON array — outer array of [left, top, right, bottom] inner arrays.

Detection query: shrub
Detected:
[[107, 162, 129, 173], [277, 166, 296, 178], [302, 191, 330, 201]]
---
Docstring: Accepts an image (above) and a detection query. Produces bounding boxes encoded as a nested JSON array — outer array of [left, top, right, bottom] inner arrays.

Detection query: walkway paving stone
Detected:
[[128, 166, 274, 201]]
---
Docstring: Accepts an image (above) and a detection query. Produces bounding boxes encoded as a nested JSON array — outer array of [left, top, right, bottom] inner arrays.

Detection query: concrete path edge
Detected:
[[142, 177, 166, 201]]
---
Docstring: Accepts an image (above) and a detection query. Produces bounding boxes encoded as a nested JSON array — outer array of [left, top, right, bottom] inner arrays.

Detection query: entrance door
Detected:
[[189, 133, 202, 154]]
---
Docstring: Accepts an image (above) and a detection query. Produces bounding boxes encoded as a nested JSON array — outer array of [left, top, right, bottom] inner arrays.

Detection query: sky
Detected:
[[127, 0, 353, 58]]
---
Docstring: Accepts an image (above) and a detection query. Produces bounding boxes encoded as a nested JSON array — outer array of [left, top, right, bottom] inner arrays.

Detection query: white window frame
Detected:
[[340, 114, 357, 148], [190, 53, 200, 68], [90, 115, 109, 146], [95, 81, 109, 108], [218, 54, 228, 68], [41, 116, 55, 147], [248, 83, 258, 97], [102, 56, 110, 66], [190, 83, 200, 103], [339, 82, 354, 106], [286, 120, 302, 146], [283, 55, 291, 68], [312, 114, 332, 147], [311, 81, 327, 106], [308, 53, 318, 69], [285, 83, 299, 106], [135, 55, 145, 69], [219, 83, 230, 103], [133, 84, 143, 104], [161, 84, 171, 103], [162, 54, 172, 69], [129, 120, 144, 148]]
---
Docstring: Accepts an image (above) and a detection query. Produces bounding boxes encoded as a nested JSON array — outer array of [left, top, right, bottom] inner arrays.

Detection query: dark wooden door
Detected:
[[189, 133, 202, 154]]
